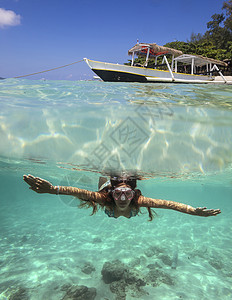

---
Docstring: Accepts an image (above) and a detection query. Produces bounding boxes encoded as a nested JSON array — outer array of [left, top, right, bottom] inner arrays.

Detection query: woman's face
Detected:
[[112, 186, 135, 211]]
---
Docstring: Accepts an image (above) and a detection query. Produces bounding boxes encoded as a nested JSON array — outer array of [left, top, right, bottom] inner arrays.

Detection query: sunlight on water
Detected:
[[0, 79, 232, 176], [0, 79, 232, 300]]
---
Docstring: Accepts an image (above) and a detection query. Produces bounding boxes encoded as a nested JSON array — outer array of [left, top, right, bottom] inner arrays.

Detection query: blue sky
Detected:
[[0, 0, 226, 80]]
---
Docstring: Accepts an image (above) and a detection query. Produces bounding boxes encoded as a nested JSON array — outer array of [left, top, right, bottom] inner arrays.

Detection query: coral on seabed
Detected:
[[81, 262, 96, 274], [61, 285, 97, 300], [101, 259, 174, 299]]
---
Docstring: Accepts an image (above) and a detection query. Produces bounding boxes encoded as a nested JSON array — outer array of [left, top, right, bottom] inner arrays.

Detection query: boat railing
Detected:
[[135, 57, 226, 82], [211, 64, 227, 83], [149, 55, 227, 82]]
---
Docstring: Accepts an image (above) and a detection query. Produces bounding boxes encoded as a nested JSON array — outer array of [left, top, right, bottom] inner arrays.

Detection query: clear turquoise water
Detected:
[[0, 79, 232, 299]]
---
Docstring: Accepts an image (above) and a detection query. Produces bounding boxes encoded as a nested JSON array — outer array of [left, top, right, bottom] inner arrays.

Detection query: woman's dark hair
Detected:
[[110, 176, 137, 190], [146, 207, 157, 221]]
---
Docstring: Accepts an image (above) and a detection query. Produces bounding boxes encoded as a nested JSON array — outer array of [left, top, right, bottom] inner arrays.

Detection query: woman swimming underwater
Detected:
[[23, 174, 221, 220]]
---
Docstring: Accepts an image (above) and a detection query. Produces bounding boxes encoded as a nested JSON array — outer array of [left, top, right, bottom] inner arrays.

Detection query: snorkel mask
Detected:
[[112, 186, 135, 201]]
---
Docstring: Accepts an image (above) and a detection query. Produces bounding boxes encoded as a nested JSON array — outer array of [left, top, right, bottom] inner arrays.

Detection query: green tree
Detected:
[[188, 32, 204, 44], [223, 0, 232, 32], [166, 1, 232, 60], [204, 13, 231, 49], [125, 0, 232, 69]]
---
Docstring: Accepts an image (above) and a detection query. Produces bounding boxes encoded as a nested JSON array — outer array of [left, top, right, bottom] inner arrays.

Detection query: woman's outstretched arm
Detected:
[[138, 195, 221, 217], [23, 174, 105, 204]]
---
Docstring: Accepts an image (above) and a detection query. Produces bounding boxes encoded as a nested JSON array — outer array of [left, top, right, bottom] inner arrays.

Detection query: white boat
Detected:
[[84, 43, 230, 84]]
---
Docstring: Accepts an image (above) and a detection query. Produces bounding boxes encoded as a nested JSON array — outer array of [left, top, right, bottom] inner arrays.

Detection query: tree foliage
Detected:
[[164, 1, 232, 61], [125, 0, 232, 70], [223, 0, 232, 31]]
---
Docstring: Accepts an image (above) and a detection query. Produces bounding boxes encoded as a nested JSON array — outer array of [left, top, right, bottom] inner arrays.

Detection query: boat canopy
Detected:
[[174, 54, 227, 67], [128, 43, 183, 57]]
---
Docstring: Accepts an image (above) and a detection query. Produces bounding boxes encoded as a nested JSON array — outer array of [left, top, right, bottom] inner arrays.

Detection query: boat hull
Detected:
[[92, 69, 147, 82], [84, 58, 216, 83]]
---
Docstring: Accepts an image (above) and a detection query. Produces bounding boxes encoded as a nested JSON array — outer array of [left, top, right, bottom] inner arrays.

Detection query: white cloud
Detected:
[[0, 8, 21, 28]]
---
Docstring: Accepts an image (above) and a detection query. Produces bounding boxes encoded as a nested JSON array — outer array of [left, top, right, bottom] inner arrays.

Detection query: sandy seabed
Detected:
[[0, 187, 232, 300]]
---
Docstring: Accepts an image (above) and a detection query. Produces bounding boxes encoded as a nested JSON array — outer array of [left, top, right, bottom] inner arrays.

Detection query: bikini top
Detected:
[[105, 207, 139, 218]]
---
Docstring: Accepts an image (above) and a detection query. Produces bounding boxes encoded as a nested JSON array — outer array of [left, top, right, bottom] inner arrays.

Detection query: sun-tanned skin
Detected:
[[23, 174, 221, 218]]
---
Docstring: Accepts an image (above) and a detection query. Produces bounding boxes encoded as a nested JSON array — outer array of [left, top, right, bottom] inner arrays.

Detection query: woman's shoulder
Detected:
[[97, 189, 113, 207], [135, 190, 150, 206]]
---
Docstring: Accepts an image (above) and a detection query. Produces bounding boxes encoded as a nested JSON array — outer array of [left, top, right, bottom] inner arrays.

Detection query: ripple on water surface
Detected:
[[0, 79, 231, 176]]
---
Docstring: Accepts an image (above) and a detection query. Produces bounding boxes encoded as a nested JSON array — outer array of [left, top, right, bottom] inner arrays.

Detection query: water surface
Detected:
[[0, 79, 231, 299]]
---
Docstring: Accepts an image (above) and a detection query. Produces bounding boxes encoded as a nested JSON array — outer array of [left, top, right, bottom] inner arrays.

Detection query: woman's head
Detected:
[[112, 183, 135, 211], [79, 175, 156, 221]]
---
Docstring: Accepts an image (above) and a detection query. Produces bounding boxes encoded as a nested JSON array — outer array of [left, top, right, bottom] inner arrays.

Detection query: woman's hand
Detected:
[[23, 174, 57, 194], [195, 207, 221, 217]]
